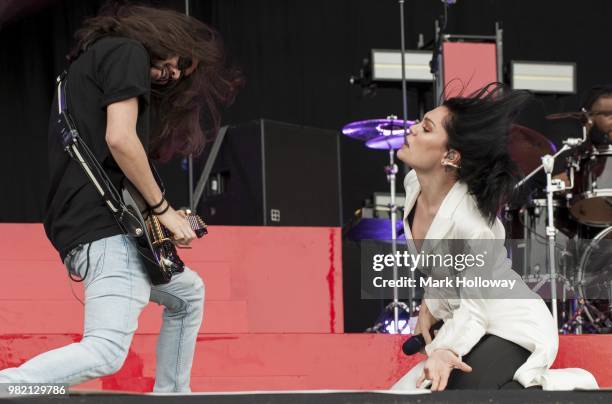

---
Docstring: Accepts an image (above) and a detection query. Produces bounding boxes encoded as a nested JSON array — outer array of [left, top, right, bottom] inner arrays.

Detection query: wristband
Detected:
[[149, 195, 166, 210], [153, 201, 171, 216]]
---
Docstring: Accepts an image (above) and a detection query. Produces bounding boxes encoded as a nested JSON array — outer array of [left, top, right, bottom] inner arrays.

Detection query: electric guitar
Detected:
[[120, 178, 207, 284]]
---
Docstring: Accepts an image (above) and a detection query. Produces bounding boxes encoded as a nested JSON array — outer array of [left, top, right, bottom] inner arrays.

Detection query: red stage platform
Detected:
[[2, 333, 610, 392], [0, 224, 343, 334], [0, 224, 610, 392]]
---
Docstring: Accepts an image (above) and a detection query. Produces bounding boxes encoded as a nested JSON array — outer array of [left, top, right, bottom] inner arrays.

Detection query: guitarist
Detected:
[[0, 4, 241, 392]]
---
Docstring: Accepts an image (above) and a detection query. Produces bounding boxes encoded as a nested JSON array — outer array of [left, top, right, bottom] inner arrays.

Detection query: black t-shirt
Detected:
[[44, 37, 151, 261]]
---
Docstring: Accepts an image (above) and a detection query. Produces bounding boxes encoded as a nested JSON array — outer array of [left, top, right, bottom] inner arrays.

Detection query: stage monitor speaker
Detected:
[[196, 119, 342, 226]]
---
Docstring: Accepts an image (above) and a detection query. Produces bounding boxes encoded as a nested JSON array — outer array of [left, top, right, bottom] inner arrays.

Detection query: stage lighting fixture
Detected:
[[371, 49, 433, 82], [511, 61, 576, 94]]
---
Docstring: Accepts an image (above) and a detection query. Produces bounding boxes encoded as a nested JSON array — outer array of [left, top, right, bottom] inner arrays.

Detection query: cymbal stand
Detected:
[[388, 147, 411, 333], [541, 154, 566, 326], [515, 125, 588, 328], [365, 147, 411, 334], [375, 0, 412, 334], [515, 120, 588, 190]]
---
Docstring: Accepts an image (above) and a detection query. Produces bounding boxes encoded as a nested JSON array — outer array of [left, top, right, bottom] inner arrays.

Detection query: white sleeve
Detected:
[[424, 229, 494, 357], [424, 297, 488, 357]]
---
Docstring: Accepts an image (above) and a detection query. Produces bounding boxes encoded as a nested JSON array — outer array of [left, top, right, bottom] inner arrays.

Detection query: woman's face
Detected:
[[397, 105, 452, 171]]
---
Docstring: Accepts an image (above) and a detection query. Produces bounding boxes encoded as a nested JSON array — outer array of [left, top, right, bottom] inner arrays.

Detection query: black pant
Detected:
[[446, 334, 540, 390]]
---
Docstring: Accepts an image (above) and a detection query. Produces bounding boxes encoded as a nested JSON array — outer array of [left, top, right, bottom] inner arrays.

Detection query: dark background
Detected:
[[1, 0, 610, 331], [1, 0, 609, 223]]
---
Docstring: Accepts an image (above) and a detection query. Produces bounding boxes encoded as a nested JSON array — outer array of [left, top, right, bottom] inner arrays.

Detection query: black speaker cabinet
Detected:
[[196, 119, 342, 226]]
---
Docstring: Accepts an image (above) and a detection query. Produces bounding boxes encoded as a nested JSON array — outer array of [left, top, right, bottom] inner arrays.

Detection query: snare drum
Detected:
[[569, 145, 612, 226]]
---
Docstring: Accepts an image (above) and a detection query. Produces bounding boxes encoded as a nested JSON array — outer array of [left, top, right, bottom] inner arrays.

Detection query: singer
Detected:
[[391, 84, 597, 391]]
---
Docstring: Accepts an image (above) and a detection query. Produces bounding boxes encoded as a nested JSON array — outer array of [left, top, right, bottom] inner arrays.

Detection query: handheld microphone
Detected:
[[402, 320, 444, 355]]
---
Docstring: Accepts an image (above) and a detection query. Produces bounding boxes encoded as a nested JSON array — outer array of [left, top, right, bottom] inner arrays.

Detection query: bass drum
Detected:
[[569, 146, 612, 227], [575, 226, 612, 302]]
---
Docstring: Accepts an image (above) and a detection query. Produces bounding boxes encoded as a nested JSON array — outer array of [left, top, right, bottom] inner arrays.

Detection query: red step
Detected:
[[1, 224, 608, 393], [0, 224, 344, 334], [1, 334, 609, 392], [0, 300, 250, 334]]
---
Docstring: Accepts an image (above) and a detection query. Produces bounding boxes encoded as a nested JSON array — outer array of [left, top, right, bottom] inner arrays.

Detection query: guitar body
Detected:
[[120, 178, 207, 285]]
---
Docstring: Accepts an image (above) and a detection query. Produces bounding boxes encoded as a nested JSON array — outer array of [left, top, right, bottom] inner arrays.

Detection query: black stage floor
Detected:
[[1, 390, 611, 404]]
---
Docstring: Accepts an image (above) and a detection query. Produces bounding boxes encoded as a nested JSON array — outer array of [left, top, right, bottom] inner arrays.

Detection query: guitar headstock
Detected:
[[184, 210, 208, 238]]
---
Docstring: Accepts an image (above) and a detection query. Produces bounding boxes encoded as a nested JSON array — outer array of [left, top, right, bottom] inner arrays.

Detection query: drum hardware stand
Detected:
[[398, 0, 412, 330], [515, 126, 588, 328], [370, 0, 414, 334], [515, 119, 588, 190], [543, 153, 564, 326], [387, 147, 402, 333], [370, 137, 411, 334], [515, 145, 571, 189], [560, 297, 603, 334]]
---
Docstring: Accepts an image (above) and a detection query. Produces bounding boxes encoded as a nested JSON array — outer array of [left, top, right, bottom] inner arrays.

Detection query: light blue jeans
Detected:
[[0, 234, 205, 392]]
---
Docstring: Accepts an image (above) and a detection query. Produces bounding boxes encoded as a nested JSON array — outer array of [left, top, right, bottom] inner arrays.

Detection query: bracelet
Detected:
[[149, 195, 166, 210], [152, 201, 171, 216]]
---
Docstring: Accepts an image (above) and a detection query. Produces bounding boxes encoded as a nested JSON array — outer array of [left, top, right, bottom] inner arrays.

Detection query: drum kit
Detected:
[[343, 111, 612, 335], [507, 113, 612, 334]]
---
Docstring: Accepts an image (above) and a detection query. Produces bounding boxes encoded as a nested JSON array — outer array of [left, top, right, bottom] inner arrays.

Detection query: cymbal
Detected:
[[342, 118, 414, 142], [365, 134, 405, 150], [508, 124, 557, 174], [546, 111, 590, 124]]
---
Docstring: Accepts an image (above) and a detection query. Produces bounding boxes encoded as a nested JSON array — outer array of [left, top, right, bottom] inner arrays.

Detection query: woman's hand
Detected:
[[414, 301, 437, 349], [417, 349, 472, 391], [156, 206, 196, 246]]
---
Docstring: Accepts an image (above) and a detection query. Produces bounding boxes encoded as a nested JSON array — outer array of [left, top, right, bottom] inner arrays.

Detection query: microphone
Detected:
[[402, 320, 444, 355]]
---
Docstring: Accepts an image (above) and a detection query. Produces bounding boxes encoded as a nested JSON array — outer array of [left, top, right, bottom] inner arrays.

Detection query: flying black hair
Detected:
[[442, 83, 531, 225]]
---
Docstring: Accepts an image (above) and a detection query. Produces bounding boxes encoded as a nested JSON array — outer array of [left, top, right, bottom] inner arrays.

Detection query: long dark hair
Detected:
[[68, 4, 243, 161], [442, 83, 530, 225]]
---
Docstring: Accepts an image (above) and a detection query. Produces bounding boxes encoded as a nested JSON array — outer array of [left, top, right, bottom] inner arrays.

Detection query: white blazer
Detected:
[[392, 170, 598, 391]]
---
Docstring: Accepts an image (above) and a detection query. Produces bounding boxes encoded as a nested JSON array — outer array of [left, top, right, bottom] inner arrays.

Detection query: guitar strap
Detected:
[[55, 71, 144, 237]]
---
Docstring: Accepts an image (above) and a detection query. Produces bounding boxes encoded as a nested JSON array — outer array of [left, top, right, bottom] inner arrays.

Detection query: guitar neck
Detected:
[[146, 212, 208, 242]]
